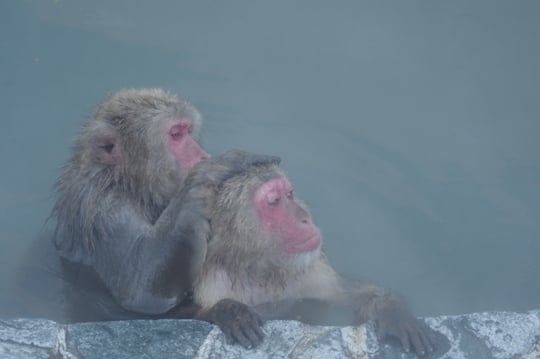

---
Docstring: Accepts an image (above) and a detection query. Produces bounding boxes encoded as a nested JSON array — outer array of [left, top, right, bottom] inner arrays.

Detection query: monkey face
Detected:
[[253, 177, 321, 254], [166, 117, 209, 172]]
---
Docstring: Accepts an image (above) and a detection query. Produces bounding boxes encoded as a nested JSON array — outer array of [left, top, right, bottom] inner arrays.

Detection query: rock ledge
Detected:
[[1, 310, 539, 358]]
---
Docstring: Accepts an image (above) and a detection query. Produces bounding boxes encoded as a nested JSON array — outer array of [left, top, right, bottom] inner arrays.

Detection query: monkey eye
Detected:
[[286, 191, 294, 199], [268, 196, 281, 206], [169, 123, 191, 141], [170, 130, 184, 140]]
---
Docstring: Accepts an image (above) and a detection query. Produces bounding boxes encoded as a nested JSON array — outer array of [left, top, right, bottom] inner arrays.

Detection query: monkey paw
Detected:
[[375, 306, 434, 356], [189, 149, 281, 187], [216, 149, 281, 171], [207, 299, 265, 349]]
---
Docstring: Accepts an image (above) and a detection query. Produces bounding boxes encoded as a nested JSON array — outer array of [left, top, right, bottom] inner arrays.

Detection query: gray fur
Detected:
[[194, 164, 435, 355], [50, 88, 259, 315], [53, 88, 203, 261]]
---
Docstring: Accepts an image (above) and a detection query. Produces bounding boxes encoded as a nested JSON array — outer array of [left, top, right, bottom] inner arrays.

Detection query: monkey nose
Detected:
[[199, 150, 210, 160]]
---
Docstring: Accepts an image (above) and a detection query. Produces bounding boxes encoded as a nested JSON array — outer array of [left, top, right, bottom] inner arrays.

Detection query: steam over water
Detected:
[[1, 1, 539, 318]]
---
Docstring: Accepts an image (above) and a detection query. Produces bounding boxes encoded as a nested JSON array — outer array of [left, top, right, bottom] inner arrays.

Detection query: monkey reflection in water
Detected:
[[191, 159, 435, 356]]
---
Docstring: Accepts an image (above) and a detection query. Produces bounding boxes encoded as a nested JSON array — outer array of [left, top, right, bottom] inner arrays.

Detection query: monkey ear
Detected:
[[89, 124, 122, 166], [96, 140, 121, 165]]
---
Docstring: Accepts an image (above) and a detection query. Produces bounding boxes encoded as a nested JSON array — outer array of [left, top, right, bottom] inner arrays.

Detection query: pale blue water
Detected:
[[1, 1, 539, 317]]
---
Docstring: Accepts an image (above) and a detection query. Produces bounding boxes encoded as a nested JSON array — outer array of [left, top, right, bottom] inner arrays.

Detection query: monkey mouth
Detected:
[[286, 235, 321, 254]]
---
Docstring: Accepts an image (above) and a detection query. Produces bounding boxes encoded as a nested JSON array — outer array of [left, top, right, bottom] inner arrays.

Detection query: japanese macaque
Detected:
[[52, 88, 278, 317], [193, 162, 434, 356]]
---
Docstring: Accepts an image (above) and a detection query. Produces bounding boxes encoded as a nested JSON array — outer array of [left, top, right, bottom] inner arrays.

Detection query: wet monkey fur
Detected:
[[50, 88, 434, 355], [193, 161, 434, 356], [52, 88, 278, 316]]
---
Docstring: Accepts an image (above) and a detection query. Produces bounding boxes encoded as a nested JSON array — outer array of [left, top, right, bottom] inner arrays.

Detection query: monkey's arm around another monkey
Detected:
[[54, 150, 280, 315], [52, 89, 284, 318]]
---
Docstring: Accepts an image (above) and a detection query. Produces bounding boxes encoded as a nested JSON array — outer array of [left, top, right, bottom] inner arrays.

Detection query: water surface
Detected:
[[1, 0, 539, 317]]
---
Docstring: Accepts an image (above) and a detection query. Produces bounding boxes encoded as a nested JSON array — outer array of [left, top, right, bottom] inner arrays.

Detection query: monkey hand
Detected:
[[205, 299, 265, 349], [188, 149, 281, 188], [375, 303, 434, 356], [215, 149, 281, 173]]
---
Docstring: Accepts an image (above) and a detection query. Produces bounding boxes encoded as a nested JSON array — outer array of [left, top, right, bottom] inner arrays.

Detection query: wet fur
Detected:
[[193, 163, 434, 355], [52, 88, 202, 261]]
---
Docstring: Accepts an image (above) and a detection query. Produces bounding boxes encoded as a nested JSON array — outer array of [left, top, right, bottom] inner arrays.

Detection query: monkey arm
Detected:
[[90, 186, 210, 315], [336, 277, 397, 321], [80, 150, 280, 315], [337, 277, 434, 356], [282, 260, 434, 355]]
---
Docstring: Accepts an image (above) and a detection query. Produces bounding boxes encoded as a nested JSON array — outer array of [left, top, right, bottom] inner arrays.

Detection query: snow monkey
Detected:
[[193, 161, 433, 356], [52, 88, 278, 317]]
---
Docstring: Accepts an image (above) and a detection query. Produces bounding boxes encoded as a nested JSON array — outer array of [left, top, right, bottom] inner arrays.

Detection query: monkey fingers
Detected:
[[375, 309, 433, 356], [189, 150, 281, 188], [407, 320, 434, 356], [205, 298, 265, 349], [217, 149, 281, 169]]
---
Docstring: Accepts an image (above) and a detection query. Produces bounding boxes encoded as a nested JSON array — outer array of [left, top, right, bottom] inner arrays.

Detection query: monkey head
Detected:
[[77, 88, 209, 207], [205, 163, 322, 279]]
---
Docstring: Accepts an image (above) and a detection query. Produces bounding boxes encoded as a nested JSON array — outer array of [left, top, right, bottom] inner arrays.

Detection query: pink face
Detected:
[[253, 177, 321, 254], [166, 117, 209, 171]]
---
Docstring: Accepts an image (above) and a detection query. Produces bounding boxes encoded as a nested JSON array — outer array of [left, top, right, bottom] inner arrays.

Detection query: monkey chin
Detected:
[[282, 236, 322, 273], [284, 235, 321, 255]]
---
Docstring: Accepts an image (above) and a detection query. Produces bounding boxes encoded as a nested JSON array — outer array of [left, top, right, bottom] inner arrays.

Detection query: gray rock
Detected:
[[0, 318, 61, 359], [1, 311, 538, 358]]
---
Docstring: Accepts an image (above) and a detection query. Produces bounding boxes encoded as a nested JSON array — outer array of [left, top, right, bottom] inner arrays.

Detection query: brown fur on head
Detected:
[[79, 88, 202, 204], [201, 163, 323, 289], [52, 88, 203, 255]]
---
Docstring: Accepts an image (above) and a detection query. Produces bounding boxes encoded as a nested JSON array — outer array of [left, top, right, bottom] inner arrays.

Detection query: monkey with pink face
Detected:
[[50, 88, 434, 356], [52, 89, 278, 319], [191, 161, 434, 356]]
